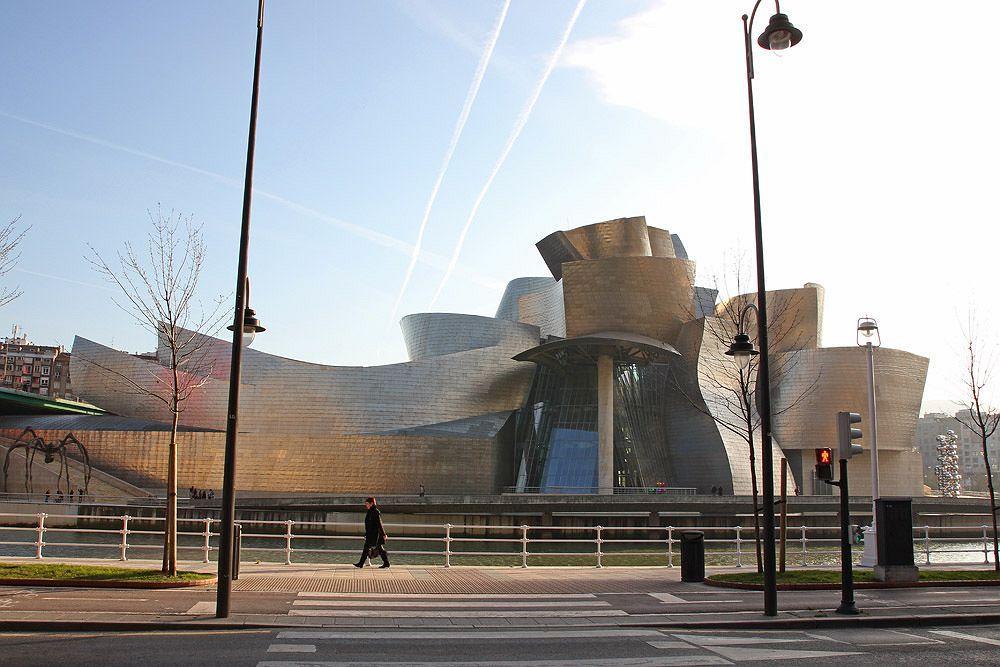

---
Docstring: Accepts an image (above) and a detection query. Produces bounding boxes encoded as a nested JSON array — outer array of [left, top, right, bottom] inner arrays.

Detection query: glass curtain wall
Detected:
[[514, 361, 672, 493]]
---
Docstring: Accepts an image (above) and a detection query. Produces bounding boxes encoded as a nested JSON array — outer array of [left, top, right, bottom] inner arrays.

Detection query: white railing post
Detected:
[[444, 523, 452, 568], [666, 526, 673, 568], [595, 526, 603, 568], [520, 525, 529, 568], [800, 525, 808, 566], [202, 518, 212, 563], [119, 515, 130, 561], [284, 519, 294, 565], [924, 525, 931, 565], [35, 513, 46, 559], [735, 526, 742, 568], [983, 525, 990, 564]]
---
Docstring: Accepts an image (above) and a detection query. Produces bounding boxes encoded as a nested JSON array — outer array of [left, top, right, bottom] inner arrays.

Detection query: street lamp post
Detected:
[[216, 0, 268, 619], [736, 0, 803, 617], [857, 317, 881, 567]]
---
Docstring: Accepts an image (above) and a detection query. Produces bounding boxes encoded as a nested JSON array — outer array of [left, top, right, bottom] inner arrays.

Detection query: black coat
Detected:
[[364, 506, 386, 545]]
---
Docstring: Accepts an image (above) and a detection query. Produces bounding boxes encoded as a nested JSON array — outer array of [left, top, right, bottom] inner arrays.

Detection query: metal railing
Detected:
[[502, 486, 698, 495], [0, 512, 995, 568]]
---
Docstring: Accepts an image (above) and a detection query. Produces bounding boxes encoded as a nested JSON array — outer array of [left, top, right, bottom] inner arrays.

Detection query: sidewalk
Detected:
[[2, 559, 999, 631]]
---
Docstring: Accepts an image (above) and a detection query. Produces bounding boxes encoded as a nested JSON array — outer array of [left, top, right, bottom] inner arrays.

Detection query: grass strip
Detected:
[[711, 569, 1000, 585], [0, 563, 213, 582]]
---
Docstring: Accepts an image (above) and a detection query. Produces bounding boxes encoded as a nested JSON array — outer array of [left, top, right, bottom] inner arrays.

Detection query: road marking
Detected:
[[267, 645, 316, 653], [291, 600, 610, 608], [288, 609, 628, 618], [671, 634, 809, 646], [703, 646, 864, 661], [185, 601, 216, 614], [929, 629, 1000, 647], [296, 592, 597, 599], [646, 641, 697, 649], [649, 594, 741, 604], [277, 629, 664, 640], [256, 658, 732, 667], [41, 597, 148, 602]]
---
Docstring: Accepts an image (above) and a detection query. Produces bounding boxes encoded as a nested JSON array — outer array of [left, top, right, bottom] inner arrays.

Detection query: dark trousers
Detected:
[[357, 542, 389, 566]]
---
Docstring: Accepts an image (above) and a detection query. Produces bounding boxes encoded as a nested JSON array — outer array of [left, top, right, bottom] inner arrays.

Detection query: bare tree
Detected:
[[0, 216, 28, 308], [955, 312, 1000, 571], [672, 257, 818, 572], [85, 208, 226, 576]]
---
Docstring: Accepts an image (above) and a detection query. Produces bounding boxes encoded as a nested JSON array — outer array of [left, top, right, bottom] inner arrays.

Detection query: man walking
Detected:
[[354, 496, 389, 568]]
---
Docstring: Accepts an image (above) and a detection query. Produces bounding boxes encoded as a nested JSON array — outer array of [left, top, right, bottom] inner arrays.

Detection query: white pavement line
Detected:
[[671, 634, 809, 647], [185, 601, 216, 614], [291, 600, 610, 608], [267, 645, 317, 653], [929, 629, 1000, 647], [288, 609, 628, 618], [296, 593, 597, 599], [645, 641, 696, 649], [41, 597, 148, 602], [649, 594, 741, 604], [703, 646, 865, 662], [255, 658, 732, 667], [277, 629, 663, 640]]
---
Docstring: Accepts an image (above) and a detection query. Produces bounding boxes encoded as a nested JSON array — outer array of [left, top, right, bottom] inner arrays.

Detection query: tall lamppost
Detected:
[[216, 0, 268, 619], [731, 0, 804, 617], [857, 317, 881, 567]]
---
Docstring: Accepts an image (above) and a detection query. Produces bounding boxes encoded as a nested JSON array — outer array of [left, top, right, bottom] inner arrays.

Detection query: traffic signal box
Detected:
[[815, 447, 834, 481], [837, 411, 864, 460]]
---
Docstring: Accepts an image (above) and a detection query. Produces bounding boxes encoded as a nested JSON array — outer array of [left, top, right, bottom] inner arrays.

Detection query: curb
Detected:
[[704, 577, 1000, 591], [0, 619, 278, 632], [0, 577, 217, 589], [635, 612, 1000, 631]]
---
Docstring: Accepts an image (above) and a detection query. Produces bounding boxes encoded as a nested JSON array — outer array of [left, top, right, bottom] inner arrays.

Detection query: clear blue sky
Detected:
[[2, 1, 999, 408]]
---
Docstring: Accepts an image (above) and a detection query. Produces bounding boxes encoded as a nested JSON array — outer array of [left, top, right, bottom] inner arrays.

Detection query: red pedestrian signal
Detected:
[[815, 447, 834, 481]]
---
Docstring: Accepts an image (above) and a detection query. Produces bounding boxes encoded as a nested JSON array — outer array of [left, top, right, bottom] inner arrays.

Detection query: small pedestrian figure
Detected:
[[354, 496, 389, 569], [56, 490, 64, 503], [419, 484, 425, 498], [44, 489, 51, 503], [710, 486, 717, 495], [207, 489, 215, 500]]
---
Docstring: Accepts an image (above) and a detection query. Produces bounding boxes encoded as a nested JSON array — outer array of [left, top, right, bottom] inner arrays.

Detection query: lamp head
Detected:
[[856, 316, 881, 347], [228, 307, 266, 348], [725, 333, 759, 370], [757, 13, 803, 51]]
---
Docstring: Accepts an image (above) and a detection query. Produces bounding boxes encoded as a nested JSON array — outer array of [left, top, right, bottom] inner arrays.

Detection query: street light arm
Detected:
[[738, 302, 760, 337]]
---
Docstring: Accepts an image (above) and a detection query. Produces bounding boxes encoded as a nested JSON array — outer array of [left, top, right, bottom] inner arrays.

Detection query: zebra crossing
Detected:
[[255, 626, 871, 666], [259, 593, 879, 665], [285, 591, 627, 620]]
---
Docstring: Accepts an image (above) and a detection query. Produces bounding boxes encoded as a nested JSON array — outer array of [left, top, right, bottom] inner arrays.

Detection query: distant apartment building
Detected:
[[0, 326, 73, 399], [915, 411, 1000, 491]]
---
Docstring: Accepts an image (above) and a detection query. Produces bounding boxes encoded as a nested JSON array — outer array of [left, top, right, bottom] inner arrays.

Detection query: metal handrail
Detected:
[[0, 511, 995, 568]]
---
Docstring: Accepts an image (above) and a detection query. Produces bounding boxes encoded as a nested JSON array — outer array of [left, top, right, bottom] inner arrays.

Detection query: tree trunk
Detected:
[[162, 406, 179, 576], [748, 424, 763, 574], [983, 433, 1000, 571]]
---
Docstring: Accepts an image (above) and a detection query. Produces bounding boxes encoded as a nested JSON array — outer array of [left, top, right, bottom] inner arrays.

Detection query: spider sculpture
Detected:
[[2, 428, 91, 495]]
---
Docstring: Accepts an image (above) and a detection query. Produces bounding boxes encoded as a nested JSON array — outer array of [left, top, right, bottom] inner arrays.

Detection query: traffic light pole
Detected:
[[826, 458, 859, 615]]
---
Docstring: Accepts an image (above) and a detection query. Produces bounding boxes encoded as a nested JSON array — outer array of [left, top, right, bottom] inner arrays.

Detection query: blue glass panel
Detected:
[[539, 427, 598, 493]]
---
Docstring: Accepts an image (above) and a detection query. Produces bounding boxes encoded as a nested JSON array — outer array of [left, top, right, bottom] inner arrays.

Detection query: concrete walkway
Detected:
[[1, 559, 999, 631]]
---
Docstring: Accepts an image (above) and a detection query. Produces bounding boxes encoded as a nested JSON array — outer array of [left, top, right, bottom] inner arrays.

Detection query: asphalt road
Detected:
[[3, 624, 1000, 666]]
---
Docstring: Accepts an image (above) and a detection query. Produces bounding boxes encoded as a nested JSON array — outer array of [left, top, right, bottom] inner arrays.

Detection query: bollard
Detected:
[[35, 513, 47, 559], [232, 523, 242, 580], [520, 525, 529, 568], [680, 530, 705, 582], [595, 526, 603, 568], [284, 519, 294, 565]]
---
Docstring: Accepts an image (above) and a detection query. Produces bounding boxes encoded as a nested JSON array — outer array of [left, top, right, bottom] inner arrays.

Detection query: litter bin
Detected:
[[680, 530, 705, 582]]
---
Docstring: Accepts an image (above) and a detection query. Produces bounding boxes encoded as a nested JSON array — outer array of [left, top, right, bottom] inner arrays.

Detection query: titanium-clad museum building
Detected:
[[3, 217, 929, 496]]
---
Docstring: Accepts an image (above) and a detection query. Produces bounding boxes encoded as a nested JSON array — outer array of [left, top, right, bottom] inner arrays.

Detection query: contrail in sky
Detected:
[[429, 0, 588, 307], [0, 110, 503, 291], [388, 0, 511, 325]]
